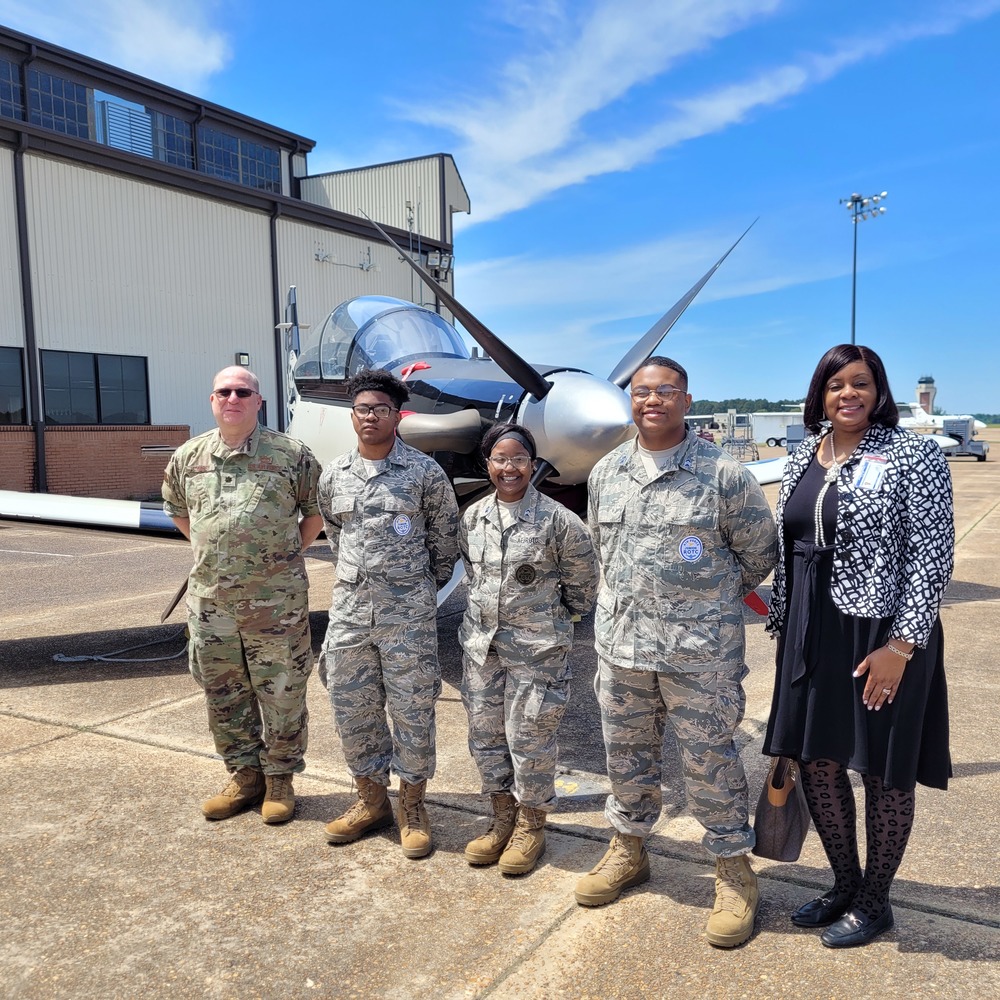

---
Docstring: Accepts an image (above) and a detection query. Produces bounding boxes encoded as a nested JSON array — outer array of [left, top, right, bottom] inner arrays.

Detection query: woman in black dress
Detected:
[[763, 344, 954, 948]]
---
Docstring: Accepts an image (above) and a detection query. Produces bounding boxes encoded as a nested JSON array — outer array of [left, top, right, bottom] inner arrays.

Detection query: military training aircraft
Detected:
[[287, 216, 783, 515]]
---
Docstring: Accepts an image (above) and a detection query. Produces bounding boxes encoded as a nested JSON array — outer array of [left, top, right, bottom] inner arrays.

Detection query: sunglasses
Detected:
[[214, 388, 256, 399]]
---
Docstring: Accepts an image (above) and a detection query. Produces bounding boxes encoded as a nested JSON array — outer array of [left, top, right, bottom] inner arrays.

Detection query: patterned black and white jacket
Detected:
[[765, 423, 954, 648]]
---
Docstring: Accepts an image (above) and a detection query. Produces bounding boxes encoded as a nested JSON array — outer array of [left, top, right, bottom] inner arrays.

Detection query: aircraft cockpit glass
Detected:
[[294, 296, 469, 383]]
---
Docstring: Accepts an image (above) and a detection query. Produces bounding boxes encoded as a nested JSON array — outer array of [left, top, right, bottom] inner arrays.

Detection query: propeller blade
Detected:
[[530, 459, 557, 488], [361, 212, 552, 401], [607, 220, 757, 388]]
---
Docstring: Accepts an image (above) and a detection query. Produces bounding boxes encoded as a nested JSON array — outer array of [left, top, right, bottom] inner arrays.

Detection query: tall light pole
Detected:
[[839, 190, 887, 345]]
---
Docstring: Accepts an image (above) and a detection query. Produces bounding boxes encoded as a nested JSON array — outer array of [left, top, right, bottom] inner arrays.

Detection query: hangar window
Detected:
[[0, 58, 23, 121], [41, 350, 149, 426], [198, 125, 281, 193], [0, 347, 26, 424], [28, 69, 89, 138], [151, 110, 194, 169]]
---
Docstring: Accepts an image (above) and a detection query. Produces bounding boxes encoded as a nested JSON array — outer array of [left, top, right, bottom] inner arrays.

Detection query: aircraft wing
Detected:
[[0, 490, 179, 533], [743, 455, 789, 486]]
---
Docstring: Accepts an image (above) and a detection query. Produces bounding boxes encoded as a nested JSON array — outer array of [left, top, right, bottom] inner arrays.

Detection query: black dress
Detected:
[[762, 454, 951, 791]]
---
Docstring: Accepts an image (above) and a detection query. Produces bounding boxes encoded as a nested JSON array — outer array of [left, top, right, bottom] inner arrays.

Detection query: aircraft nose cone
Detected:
[[518, 371, 635, 485]]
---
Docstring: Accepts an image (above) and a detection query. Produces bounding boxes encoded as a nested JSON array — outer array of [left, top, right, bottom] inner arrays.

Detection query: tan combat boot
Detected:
[[465, 792, 518, 865], [499, 805, 547, 875], [261, 773, 295, 824], [574, 833, 650, 906], [396, 779, 432, 859], [705, 854, 759, 948], [324, 776, 393, 843], [201, 767, 266, 820]]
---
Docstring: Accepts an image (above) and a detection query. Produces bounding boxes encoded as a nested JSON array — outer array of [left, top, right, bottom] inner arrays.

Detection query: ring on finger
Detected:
[[881, 687, 892, 695]]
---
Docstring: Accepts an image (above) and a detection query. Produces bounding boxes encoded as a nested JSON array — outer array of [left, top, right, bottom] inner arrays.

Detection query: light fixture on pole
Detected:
[[839, 190, 887, 345]]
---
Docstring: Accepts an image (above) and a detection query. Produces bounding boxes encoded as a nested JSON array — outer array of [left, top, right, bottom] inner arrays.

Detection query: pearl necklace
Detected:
[[813, 433, 842, 546]]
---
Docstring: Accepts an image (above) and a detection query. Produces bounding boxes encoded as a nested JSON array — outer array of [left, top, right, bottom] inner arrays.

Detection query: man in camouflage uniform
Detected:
[[575, 356, 777, 948], [319, 369, 459, 859], [459, 423, 598, 875], [163, 366, 322, 825]]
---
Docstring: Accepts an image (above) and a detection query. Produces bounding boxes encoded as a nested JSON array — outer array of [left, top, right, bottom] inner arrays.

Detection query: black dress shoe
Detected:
[[790, 893, 853, 928], [820, 906, 894, 948]]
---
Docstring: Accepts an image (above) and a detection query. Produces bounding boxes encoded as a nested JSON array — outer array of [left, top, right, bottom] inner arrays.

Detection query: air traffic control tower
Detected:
[[916, 375, 937, 415]]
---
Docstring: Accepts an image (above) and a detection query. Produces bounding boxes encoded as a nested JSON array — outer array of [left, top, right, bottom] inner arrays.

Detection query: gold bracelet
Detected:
[[886, 641, 914, 662]]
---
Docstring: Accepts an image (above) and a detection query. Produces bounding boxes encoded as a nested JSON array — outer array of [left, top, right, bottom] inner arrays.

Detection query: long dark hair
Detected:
[[803, 344, 898, 433]]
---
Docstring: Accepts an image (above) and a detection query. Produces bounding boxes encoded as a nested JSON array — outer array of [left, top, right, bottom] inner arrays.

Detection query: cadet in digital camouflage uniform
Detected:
[[162, 366, 323, 825], [459, 423, 598, 875], [574, 356, 777, 949], [319, 369, 459, 859]]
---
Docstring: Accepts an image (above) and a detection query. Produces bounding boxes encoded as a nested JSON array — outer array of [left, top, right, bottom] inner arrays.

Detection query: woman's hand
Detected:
[[853, 643, 913, 710]]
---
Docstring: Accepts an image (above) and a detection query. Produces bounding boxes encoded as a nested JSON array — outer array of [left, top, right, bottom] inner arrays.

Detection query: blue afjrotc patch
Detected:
[[678, 535, 704, 562], [392, 513, 412, 536]]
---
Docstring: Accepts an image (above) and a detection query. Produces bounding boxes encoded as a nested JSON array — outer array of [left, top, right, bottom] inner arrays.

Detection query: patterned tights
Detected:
[[799, 759, 915, 919]]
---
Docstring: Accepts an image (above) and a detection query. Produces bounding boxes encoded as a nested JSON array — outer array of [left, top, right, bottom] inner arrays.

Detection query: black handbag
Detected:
[[752, 756, 811, 862]]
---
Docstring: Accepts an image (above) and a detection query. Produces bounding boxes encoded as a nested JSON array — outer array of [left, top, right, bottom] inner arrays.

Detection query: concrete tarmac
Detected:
[[2, 432, 999, 999]]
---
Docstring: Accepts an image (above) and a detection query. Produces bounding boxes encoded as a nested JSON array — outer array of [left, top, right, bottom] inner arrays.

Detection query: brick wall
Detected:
[[0, 427, 35, 492], [0, 425, 190, 499]]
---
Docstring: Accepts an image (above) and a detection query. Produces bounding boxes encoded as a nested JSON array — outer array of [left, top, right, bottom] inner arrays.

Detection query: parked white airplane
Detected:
[[898, 402, 986, 432]]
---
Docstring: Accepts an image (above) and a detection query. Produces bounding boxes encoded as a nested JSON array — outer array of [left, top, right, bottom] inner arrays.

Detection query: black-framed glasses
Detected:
[[214, 387, 257, 399], [631, 384, 686, 400], [488, 455, 532, 470], [352, 403, 397, 419]]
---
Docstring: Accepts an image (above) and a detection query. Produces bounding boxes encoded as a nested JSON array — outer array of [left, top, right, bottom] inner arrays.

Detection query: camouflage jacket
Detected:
[[459, 485, 598, 667], [588, 429, 777, 672], [319, 437, 460, 627], [162, 425, 321, 600]]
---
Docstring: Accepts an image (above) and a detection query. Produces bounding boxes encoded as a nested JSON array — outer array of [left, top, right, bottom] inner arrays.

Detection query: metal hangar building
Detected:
[[0, 23, 469, 499]]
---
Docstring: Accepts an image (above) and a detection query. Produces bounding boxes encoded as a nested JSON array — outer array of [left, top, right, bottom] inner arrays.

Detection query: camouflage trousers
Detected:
[[596, 656, 754, 857], [323, 618, 441, 785], [461, 634, 570, 811], [187, 594, 312, 775]]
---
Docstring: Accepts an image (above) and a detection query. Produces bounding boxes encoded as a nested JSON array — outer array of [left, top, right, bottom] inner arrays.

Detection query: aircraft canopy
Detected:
[[294, 295, 469, 381]]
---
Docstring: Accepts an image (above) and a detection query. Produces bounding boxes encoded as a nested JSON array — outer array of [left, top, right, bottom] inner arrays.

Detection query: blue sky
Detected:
[[3, 0, 999, 412]]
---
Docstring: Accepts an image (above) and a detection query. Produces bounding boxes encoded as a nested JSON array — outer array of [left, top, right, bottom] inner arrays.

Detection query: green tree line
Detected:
[[689, 398, 804, 415]]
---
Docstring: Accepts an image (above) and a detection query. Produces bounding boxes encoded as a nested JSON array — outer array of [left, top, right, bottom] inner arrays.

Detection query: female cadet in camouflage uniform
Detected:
[[459, 424, 598, 875]]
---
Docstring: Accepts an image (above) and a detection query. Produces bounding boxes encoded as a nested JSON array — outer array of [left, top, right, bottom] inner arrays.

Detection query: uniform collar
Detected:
[[622, 426, 699, 482], [481, 483, 540, 526], [211, 424, 260, 459], [339, 435, 409, 472]]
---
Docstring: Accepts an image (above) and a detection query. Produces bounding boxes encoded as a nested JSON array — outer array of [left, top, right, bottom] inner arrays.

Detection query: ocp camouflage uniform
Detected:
[[162, 424, 320, 775], [459, 485, 598, 810], [319, 437, 459, 786], [589, 428, 777, 855]]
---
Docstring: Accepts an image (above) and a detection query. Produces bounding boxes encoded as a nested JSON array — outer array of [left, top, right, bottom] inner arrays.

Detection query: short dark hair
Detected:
[[346, 368, 410, 409], [481, 421, 537, 460], [803, 344, 898, 433], [633, 356, 688, 391]]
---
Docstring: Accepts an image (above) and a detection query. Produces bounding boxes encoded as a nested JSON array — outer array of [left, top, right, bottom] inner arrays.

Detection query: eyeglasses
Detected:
[[631, 384, 686, 400], [213, 387, 256, 399], [351, 403, 397, 419], [488, 455, 532, 470]]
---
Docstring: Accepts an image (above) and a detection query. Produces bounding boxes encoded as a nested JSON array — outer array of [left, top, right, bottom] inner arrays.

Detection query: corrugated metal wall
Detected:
[[25, 154, 275, 435], [0, 148, 23, 347], [302, 158, 447, 242], [13, 154, 456, 437]]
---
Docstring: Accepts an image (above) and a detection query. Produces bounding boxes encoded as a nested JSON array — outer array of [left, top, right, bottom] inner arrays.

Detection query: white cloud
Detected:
[[0, 0, 231, 93], [451, 223, 841, 371], [399, 0, 1000, 226]]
